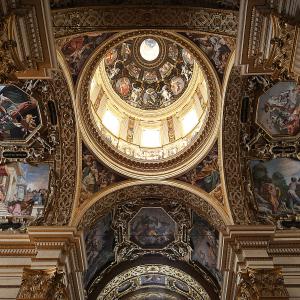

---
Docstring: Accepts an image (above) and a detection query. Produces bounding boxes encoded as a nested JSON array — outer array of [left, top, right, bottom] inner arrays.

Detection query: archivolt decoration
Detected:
[[75, 182, 229, 232], [96, 265, 210, 300], [76, 30, 221, 179], [221, 66, 252, 224]]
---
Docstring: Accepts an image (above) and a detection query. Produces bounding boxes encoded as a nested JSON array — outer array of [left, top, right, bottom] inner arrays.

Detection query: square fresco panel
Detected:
[[190, 213, 221, 283], [178, 143, 220, 193], [129, 207, 176, 249], [0, 163, 49, 218], [84, 213, 115, 286], [250, 158, 300, 217], [256, 81, 300, 137], [0, 85, 41, 141]]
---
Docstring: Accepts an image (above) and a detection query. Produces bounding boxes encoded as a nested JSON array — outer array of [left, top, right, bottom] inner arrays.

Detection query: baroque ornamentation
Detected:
[[236, 268, 289, 300], [52, 7, 238, 38], [96, 265, 210, 300], [17, 268, 69, 300], [0, 16, 19, 83], [222, 67, 252, 224], [77, 184, 226, 232], [77, 30, 221, 177]]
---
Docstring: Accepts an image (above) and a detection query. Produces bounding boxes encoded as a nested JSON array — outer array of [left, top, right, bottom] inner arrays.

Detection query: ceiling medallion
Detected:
[[77, 30, 221, 179]]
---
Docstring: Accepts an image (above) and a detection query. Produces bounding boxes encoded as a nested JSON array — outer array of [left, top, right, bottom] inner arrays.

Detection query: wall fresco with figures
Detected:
[[256, 81, 300, 137], [182, 33, 234, 80], [61, 33, 114, 83], [250, 158, 300, 220], [178, 143, 220, 193], [190, 212, 221, 282], [81, 144, 124, 203], [129, 207, 176, 249], [84, 213, 115, 287], [0, 85, 41, 142], [0, 163, 49, 218]]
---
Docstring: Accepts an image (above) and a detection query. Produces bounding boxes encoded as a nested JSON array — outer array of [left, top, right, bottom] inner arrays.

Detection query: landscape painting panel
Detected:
[[0, 163, 49, 218], [190, 213, 221, 283], [256, 81, 300, 137], [129, 207, 176, 249], [84, 213, 115, 286], [0, 85, 41, 141], [250, 158, 300, 219]]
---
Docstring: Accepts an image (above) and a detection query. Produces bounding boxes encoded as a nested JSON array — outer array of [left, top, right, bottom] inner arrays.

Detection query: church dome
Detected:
[[77, 31, 221, 178]]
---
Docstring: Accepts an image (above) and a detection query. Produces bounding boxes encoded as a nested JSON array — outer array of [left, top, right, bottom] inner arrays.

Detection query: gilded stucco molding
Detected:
[[17, 268, 69, 300], [73, 180, 231, 232], [51, 7, 238, 38], [221, 67, 252, 224], [76, 30, 221, 179], [236, 268, 289, 300], [41, 69, 77, 226]]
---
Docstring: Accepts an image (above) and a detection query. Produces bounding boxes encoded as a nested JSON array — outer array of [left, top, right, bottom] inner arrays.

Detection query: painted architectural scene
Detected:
[[178, 143, 220, 193], [250, 158, 300, 218], [190, 213, 221, 282], [0, 163, 49, 218], [81, 145, 124, 202], [61, 33, 114, 83], [129, 207, 176, 249], [182, 33, 234, 80], [0, 85, 41, 141], [256, 81, 300, 137], [84, 213, 115, 286]]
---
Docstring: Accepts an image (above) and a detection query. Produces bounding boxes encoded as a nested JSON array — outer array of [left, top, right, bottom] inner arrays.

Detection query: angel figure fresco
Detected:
[[0, 85, 40, 140], [159, 85, 172, 102], [116, 77, 131, 97], [263, 85, 300, 136]]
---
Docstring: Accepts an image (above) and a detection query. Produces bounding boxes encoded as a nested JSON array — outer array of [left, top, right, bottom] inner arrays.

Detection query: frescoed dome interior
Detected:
[[2, 1, 300, 299], [89, 34, 210, 162]]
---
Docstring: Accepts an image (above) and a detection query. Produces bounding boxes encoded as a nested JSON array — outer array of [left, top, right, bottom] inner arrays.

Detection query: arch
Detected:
[[71, 179, 232, 231]]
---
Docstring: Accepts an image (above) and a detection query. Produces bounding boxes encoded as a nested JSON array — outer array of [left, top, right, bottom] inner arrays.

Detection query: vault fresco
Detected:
[[80, 144, 125, 204], [129, 207, 176, 249], [61, 32, 114, 83], [104, 36, 194, 110], [84, 212, 115, 287], [190, 212, 221, 283], [182, 33, 235, 80], [0, 84, 41, 142]]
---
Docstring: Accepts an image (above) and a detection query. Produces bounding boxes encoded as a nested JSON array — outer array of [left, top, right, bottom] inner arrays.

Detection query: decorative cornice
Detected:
[[52, 6, 238, 38]]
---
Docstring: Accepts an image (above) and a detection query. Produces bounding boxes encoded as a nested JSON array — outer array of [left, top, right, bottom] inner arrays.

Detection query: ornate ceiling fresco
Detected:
[[103, 36, 194, 110], [82, 199, 221, 299], [73, 30, 221, 178], [3, 1, 300, 299]]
